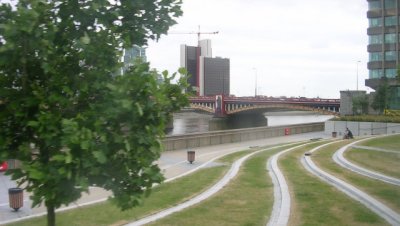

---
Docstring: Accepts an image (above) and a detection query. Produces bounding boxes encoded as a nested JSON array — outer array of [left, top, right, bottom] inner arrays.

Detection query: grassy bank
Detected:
[[8, 150, 251, 226], [344, 135, 400, 178], [149, 145, 291, 226], [346, 148, 400, 178], [312, 140, 400, 214], [280, 141, 388, 226], [359, 134, 400, 150]]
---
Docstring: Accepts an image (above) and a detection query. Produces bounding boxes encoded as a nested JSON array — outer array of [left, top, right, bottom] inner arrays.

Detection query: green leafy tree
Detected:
[[397, 64, 400, 82], [0, 1, 186, 225], [371, 77, 389, 114], [352, 94, 369, 115]]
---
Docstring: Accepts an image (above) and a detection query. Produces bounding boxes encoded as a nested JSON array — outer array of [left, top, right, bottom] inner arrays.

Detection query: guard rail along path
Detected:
[[301, 139, 400, 226]]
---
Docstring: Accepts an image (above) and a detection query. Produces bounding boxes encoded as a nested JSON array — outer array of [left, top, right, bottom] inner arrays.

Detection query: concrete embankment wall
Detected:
[[325, 121, 400, 137], [163, 122, 324, 151]]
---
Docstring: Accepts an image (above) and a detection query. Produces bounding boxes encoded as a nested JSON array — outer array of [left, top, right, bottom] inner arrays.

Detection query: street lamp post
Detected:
[[356, 60, 361, 90], [222, 72, 225, 97], [253, 68, 257, 97]]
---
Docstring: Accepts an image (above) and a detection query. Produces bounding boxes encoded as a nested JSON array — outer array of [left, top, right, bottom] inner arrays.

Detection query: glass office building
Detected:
[[124, 45, 146, 68], [367, 0, 400, 109]]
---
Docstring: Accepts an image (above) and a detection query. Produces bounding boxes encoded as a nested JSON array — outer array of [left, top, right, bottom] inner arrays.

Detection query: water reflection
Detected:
[[266, 112, 333, 127], [167, 111, 333, 136], [170, 111, 212, 135]]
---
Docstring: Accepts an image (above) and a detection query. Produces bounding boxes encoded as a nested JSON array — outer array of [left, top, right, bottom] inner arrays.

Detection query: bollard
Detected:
[[284, 128, 290, 135], [332, 131, 337, 138], [0, 161, 8, 172], [8, 188, 23, 211], [187, 151, 195, 164]]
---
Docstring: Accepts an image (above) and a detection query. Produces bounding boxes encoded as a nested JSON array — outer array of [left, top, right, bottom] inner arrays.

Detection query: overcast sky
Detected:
[[146, 0, 369, 98]]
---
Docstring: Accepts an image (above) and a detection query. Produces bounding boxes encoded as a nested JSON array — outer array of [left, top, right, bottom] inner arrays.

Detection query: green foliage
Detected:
[[397, 65, 400, 82], [0, 0, 185, 225], [332, 115, 400, 123], [352, 94, 369, 115], [371, 78, 389, 114]]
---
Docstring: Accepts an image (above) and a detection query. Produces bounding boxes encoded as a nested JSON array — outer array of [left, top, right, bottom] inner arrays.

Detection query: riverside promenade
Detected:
[[0, 131, 329, 225]]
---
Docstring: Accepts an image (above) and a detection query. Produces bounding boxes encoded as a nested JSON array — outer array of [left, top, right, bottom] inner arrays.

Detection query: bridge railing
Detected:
[[189, 96, 340, 105]]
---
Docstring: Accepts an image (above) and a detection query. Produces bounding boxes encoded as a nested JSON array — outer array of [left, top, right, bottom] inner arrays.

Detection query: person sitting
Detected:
[[344, 128, 353, 139]]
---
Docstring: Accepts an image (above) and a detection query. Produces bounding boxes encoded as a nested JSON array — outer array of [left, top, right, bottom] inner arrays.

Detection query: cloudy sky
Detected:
[[146, 0, 369, 98]]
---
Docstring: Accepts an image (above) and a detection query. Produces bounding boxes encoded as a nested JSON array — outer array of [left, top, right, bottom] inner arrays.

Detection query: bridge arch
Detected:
[[226, 104, 339, 116], [188, 96, 340, 117], [189, 103, 214, 114]]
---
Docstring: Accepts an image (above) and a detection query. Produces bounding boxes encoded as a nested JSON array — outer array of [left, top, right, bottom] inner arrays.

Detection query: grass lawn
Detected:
[[8, 150, 251, 226], [359, 134, 400, 150], [280, 141, 388, 226], [344, 135, 400, 179], [312, 140, 400, 214], [345, 148, 400, 178], [148, 145, 293, 226]]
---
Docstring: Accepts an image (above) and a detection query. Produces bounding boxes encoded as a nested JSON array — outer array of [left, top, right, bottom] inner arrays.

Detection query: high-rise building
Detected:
[[202, 57, 230, 96], [116, 45, 154, 77], [366, 0, 400, 109], [123, 45, 146, 73], [180, 45, 200, 93], [180, 40, 230, 96]]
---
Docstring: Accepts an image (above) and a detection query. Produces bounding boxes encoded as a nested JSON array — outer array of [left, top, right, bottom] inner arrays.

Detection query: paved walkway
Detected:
[[0, 131, 329, 224]]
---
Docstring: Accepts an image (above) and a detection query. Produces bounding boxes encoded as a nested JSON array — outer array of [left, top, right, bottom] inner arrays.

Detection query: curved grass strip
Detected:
[[127, 143, 302, 226], [346, 148, 400, 179], [145, 144, 304, 226], [359, 134, 400, 150], [280, 141, 388, 226], [313, 140, 400, 213], [304, 141, 400, 225], [6, 151, 250, 226], [344, 134, 400, 179], [333, 137, 400, 186], [266, 142, 313, 226]]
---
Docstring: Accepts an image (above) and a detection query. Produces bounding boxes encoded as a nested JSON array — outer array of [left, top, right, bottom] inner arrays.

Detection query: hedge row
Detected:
[[331, 115, 400, 123]]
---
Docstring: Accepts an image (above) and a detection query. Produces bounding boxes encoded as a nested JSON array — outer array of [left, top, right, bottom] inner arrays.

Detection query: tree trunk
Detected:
[[46, 203, 56, 226]]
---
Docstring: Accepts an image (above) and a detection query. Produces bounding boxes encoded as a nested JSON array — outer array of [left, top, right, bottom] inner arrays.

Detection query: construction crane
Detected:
[[169, 25, 219, 45]]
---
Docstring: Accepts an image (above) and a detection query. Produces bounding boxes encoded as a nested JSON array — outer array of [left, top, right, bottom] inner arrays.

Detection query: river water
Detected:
[[168, 111, 334, 136]]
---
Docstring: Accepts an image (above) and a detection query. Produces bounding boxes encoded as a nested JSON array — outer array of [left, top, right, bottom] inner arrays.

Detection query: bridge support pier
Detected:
[[209, 113, 268, 131], [209, 117, 230, 131]]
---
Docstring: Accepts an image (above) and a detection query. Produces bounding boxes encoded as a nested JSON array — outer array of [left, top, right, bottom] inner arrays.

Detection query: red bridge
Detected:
[[189, 96, 340, 117]]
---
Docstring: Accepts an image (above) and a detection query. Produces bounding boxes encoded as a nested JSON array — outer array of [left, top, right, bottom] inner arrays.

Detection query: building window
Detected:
[[385, 16, 397, 26], [385, 69, 397, 78], [370, 52, 383, 61], [385, 33, 396, 43], [389, 87, 400, 110], [385, 0, 396, 9], [369, 34, 383, 44], [370, 18, 382, 27], [387, 44, 396, 51], [369, 1, 381, 10], [369, 69, 383, 79], [385, 51, 397, 61]]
